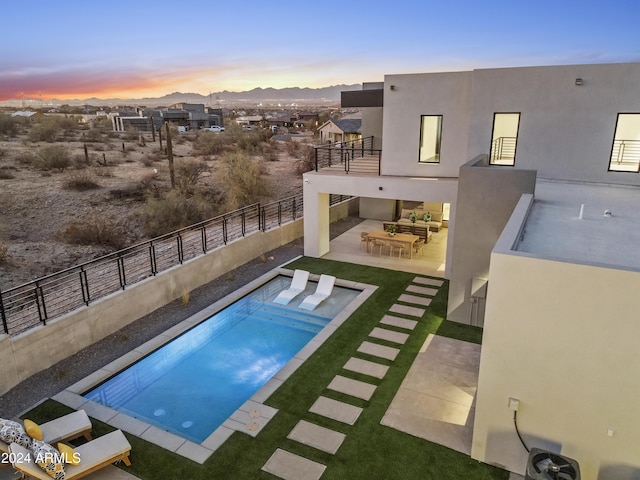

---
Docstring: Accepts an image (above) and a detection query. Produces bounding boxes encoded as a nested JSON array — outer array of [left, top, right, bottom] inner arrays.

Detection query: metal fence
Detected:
[[0, 192, 352, 336]]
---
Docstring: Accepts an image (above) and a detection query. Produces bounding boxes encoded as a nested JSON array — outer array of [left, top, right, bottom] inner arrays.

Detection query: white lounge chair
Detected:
[[273, 270, 310, 305], [298, 274, 336, 311], [9, 429, 131, 480]]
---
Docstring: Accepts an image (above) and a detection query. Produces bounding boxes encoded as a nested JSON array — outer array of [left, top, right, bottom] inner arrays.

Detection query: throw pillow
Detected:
[[423, 212, 432, 222], [0, 418, 32, 449], [57, 443, 81, 465], [32, 439, 65, 480], [23, 418, 44, 441]]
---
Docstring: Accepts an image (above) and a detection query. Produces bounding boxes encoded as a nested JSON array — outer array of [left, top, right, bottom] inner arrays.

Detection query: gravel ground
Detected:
[[0, 216, 363, 419]]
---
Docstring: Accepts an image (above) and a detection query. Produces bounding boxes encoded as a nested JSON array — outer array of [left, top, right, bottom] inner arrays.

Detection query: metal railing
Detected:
[[490, 136, 517, 164], [0, 192, 352, 336], [314, 136, 381, 175], [610, 139, 640, 171]]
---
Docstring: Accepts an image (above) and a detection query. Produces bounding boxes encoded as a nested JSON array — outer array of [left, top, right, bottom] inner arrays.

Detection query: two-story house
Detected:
[[302, 62, 640, 479]]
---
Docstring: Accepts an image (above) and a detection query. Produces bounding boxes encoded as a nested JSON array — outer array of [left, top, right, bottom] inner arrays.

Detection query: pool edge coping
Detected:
[[53, 265, 378, 464]]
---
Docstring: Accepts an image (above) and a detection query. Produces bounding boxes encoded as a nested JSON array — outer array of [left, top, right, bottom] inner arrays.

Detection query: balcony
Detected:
[[314, 136, 381, 175]]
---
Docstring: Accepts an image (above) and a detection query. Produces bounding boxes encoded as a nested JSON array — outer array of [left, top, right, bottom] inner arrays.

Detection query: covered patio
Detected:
[[322, 218, 448, 277]]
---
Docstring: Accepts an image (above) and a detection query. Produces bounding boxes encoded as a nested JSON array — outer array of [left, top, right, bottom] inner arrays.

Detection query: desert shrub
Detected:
[[175, 159, 209, 194], [37, 145, 71, 171], [143, 190, 216, 237], [83, 128, 106, 143], [262, 140, 280, 161], [0, 115, 19, 136], [0, 242, 8, 263], [0, 167, 16, 179], [110, 173, 157, 200], [237, 133, 263, 154], [140, 156, 155, 167], [194, 131, 233, 155], [28, 122, 59, 142], [93, 165, 115, 177], [58, 217, 127, 249], [295, 143, 315, 174], [286, 140, 301, 156], [217, 151, 271, 210], [15, 151, 37, 165], [63, 171, 100, 191]]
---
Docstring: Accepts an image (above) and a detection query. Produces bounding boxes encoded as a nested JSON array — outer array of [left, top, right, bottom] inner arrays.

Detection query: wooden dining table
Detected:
[[366, 231, 420, 259]]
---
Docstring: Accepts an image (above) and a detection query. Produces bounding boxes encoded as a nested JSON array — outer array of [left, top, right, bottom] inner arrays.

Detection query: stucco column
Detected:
[[303, 178, 330, 257]]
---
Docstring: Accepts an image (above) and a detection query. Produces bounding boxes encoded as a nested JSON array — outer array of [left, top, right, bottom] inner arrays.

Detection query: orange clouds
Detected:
[[0, 66, 216, 101]]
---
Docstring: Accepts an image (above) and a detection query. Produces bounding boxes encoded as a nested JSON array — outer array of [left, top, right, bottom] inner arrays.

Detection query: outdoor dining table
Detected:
[[366, 231, 420, 259]]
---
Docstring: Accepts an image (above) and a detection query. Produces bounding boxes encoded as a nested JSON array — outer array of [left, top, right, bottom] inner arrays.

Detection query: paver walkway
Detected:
[[262, 275, 443, 479]]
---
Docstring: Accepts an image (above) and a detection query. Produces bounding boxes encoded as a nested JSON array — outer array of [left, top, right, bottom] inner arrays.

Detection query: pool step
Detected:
[[245, 302, 330, 333]]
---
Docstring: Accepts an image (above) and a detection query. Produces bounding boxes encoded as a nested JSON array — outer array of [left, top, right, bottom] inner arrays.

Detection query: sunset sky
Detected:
[[1, 0, 639, 101]]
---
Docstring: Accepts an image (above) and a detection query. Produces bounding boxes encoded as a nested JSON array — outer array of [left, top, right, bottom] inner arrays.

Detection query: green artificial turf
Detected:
[[24, 258, 507, 480]]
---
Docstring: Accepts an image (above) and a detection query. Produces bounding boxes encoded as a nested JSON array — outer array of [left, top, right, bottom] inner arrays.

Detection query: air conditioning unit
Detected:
[[525, 448, 580, 480]]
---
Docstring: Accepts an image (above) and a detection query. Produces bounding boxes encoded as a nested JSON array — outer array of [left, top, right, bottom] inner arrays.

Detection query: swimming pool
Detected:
[[83, 274, 360, 443]]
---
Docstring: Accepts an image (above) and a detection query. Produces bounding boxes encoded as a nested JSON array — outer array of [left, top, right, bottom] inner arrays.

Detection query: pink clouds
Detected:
[[0, 66, 208, 101]]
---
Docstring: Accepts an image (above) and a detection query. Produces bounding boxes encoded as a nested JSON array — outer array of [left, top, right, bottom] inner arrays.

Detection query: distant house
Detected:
[[318, 117, 362, 143], [235, 115, 263, 127], [10, 111, 43, 123], [110, 103, 223, 132]]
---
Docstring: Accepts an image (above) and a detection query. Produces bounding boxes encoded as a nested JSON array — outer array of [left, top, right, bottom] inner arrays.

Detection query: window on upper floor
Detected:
[[608, 114, 640, 172], [489, 113, 520, 166], [419, 115, 442, 163]]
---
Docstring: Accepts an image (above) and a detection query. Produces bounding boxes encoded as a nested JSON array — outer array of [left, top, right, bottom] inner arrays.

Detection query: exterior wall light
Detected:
[[390, 85, 396, 91], [575, 78, 583, 86]]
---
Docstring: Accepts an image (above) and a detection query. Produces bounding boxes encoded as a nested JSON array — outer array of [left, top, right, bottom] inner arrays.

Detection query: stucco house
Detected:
[[302, 62, 640, 479], [318, 117, 362, 144]]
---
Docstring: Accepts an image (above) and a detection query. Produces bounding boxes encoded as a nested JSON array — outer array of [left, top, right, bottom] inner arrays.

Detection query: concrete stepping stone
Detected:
[[327, 375, 377, 401], [413, 277, 444, 287], [380, 314, 418, 331], [343, 357, 389, 379], [287, 420, 346, 454], [399, 294, 432, 307], [309, 396, 363, 425], [406, 285, 439, 296], [369, 327, 409, 345], [262, 448, 326, 480], [357, 340, 400, 361], [389, 303, 425, 318]]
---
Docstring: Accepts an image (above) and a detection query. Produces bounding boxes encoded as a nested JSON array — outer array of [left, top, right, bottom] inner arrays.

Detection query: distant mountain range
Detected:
[[1, 84, 362, 108]]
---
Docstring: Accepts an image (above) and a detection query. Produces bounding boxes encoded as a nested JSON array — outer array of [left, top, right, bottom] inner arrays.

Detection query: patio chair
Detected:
[[359, 231, 370, 250], [0, 410, 92, 455], [273, 269, 310, 305], [389, 241, 406, 258], [370, 238, 386, 256], [299, 274, 336, 311], [414, 239, 425, 256], [9, 429, 131, 480]]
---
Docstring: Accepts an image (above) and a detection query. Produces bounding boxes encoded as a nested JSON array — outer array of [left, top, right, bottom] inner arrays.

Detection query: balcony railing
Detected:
[[314, 136, 381, 175], [490, 136, 517, 164], [0, 192, 352, 336], [609, 139, 640, 172]]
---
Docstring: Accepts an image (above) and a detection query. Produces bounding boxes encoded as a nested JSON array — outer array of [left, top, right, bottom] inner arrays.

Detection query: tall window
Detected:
[[609, 114, 640, 172], [419, 115, 442, 163], [489, 113, 520, 166]]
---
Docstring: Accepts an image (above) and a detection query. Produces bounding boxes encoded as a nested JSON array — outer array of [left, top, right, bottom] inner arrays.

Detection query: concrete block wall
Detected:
[[0, 198, 357, 395]]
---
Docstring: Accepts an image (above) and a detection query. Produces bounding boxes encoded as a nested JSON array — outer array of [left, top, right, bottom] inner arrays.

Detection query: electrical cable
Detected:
[[513, 410, 530, 453]]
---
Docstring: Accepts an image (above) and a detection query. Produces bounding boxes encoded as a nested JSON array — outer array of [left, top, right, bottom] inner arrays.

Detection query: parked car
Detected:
[[203, 125, 224, 132], [242, 125, 256, 131]]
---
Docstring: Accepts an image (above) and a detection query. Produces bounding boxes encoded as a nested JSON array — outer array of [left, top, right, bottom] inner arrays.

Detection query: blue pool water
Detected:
[[84, 275, 359, 443]]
